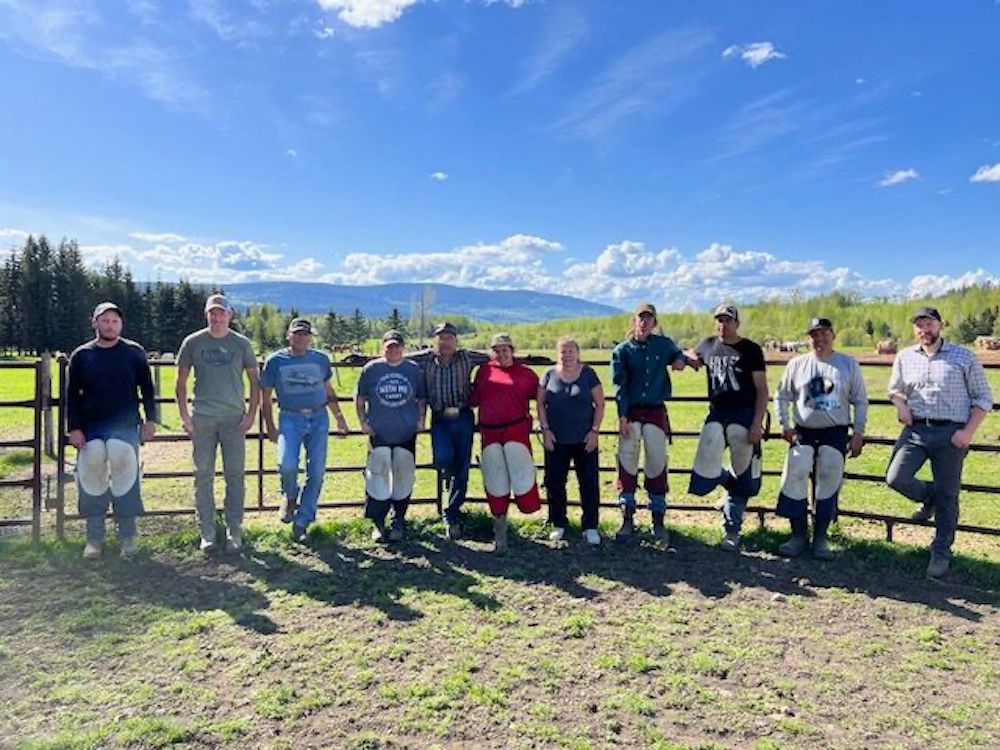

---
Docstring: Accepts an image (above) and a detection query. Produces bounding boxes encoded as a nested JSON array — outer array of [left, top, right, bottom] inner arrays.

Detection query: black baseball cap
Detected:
[[288, 318, 313, 334], [911, 306, 942, 323], [433, 322, 458, 336], [807, 317, 834, 333], [382, 329, 405, 345]]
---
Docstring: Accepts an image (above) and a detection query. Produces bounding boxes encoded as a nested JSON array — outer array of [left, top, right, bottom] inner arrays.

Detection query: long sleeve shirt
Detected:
[[407, 348, 489, 412], [888, 341, 993, 423], [470, 361, 538, 428], [610, 334, 687, 419], [66, 338, 157, 437], [775, 351, 868, 432]]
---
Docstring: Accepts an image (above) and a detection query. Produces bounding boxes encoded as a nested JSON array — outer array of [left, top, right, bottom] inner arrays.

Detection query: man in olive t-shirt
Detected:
[[176, 294, 260, 554]]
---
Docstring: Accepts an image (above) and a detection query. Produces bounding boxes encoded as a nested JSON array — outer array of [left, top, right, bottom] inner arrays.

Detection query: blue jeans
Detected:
[[78, 427, 142, 544], [430, 409, 474, 524], [277, 409, 329, 528]]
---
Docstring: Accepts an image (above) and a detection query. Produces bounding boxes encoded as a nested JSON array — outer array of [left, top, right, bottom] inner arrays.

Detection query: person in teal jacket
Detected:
[[610, 302, 698, 542]]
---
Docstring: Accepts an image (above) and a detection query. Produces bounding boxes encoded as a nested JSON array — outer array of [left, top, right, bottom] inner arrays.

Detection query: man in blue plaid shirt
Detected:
[[886, 306, 993, 579]]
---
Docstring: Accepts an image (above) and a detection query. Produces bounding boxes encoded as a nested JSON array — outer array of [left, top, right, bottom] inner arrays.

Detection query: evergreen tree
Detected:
[[349, 308, 369, 349], [52, 239, 90, 352]]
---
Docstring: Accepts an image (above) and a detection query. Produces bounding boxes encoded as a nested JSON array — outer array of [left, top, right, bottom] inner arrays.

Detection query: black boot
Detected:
[[615, 507, 636, 541], [651, 511, 670, 543]]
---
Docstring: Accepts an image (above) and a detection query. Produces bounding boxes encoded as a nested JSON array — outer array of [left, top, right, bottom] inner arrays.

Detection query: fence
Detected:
[[0, 355, 996, 542]]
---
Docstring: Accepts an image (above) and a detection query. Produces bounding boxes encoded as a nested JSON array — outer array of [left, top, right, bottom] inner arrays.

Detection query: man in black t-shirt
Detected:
[[66, 302, 157, 560], [686, 304, 768, 551]]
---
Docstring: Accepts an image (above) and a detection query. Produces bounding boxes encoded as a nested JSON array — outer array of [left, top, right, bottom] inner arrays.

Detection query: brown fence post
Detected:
[[56, 356, 67, 539], [41, 351, 54, 458], [31, 360, 43, 542], [257, 406, 265, 508]]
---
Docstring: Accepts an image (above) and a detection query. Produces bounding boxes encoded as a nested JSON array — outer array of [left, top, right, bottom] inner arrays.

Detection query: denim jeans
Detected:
[[86, 514, 137, 544], [430, 408, 474, 524], [886, 422, 967, 558], [278, 409, 330, 528], [77, 427, 142, 544]]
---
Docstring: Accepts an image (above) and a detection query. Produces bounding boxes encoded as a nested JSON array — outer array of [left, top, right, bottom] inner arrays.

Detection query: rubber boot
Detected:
[[493, 514, 508, 553], [778, 516, 808, 557], [651, 511, 670, 543]]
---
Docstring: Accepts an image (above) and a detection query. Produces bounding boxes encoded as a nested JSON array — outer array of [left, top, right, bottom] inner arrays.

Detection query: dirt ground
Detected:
[[1, 520, 997, 750]]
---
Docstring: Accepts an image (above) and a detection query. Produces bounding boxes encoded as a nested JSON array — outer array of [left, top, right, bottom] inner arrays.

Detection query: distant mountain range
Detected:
[[216, 282, 622, 323]]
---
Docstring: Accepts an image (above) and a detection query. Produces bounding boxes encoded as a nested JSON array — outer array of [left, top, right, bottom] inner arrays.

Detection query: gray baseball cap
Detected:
[[204, 294, 231, 312]]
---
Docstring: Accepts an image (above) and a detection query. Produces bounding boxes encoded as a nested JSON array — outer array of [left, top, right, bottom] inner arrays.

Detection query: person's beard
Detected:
[[97, 331, 118, 342]]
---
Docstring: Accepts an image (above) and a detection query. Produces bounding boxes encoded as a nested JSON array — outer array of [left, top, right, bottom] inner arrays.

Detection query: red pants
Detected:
[[480, 420, 541, 516]]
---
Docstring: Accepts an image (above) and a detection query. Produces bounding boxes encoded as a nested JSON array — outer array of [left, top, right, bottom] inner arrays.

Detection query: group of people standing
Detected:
[[66, 295, 992, 579]]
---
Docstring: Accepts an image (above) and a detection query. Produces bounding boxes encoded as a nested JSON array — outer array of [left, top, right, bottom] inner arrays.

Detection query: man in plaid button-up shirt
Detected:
[[886, 306, 993, 579]]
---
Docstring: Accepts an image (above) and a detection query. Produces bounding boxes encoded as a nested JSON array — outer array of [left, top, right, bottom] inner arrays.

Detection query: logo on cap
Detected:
[[288, 318, 313, 334], [713, 304, 738, 322], [807, 317, 834, 333]]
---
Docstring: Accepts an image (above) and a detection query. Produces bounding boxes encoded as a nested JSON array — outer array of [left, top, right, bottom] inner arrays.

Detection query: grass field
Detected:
[[1, 351, 998, 749]]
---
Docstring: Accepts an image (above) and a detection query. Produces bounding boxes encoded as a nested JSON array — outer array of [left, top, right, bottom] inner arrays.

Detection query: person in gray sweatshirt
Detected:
[[774, 317, 868, 559]]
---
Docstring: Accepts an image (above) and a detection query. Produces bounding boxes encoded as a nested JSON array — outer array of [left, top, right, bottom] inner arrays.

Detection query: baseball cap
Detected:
[[490, 333, 514, 349], [634, 302, 657, 317], [92, 301, 122, 319], [433, 322, 459, 336], [382, 329, 405, 345], [288, 318, 313, 334], [807, 316, 834, 333], [713, 304, 739, 322], [911, 306, 942, 323], [204, 294, 231, 312]]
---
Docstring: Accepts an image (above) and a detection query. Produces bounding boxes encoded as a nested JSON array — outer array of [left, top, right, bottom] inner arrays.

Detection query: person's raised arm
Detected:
[[175, 364, 193, 436]]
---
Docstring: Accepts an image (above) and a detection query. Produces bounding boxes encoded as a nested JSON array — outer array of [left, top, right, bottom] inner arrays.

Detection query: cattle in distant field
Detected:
[[875, 339, 897, 355], [764, 339, 805, 352], [975, 335, 1000, 351]]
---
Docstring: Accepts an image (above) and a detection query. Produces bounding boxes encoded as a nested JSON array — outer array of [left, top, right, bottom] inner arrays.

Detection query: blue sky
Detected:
[[1, 0, 998, 311]]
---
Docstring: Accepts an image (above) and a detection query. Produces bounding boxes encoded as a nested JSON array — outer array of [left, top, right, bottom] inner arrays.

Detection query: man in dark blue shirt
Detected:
[[66, 302, 157, 560]]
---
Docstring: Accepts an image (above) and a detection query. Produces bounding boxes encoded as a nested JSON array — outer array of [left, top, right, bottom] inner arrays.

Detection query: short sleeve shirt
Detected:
[[694, 336, 765, 410], [541, 366, 601, 444], [261, 349, 332, 411], [177, 329, 257, 418], [356, 359, 426, 444]]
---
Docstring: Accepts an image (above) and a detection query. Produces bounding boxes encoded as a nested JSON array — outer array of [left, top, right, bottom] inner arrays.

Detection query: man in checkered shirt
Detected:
[[886, 306, 994, 579]]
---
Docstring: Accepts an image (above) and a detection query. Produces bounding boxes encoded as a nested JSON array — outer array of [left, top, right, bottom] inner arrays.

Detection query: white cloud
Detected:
[[855, 77, 866, 85], [909, 269, 1000, 298], [969, 162, 1000, 183], [879, 168, 919, 187], [429, 171, 448, 181], [553, 27, 713, 139], [129, 231, 187, 243], [0, 2, 207, 110], [0, 227, 31, 242], [189, 0, 269, 44], [722, 41, 786, 68], [426, 70, 463, 109], [286, 148, 298, 158], [510, 4, 587, 95], [77, 243, 140, 268], [316, 0, 422, 29]]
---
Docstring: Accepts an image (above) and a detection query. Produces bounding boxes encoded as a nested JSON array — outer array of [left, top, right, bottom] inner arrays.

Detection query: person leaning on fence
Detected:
[[407, 321, 489, 541], [774, 317, 867, 560], [886, 306, 993, 579], [261, 318, 350, 544], [67, 301, 157, 560], [470, 333, 541, 553], [355, 329, 426, 543], [537, 335, 605, 546], [685, 304, 768, 553], [610, 302, 698, 544], [175, 294, 260, 555]]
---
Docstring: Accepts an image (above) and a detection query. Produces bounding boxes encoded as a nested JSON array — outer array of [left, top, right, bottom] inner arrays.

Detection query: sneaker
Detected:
[[279, 496, 297, 524], [388, 519, 406, 543], [493, 515, 508, 553], [548, 527, 565, 543], [778, 534, 808, 557], [583, 528, 601, 546], [911, 503, 935, 522], [812, 535, 835, 561], [119, 536, 138, 559], [200, 537, 217, 555], [926, 552, 950, 580], [83, 541, 102, 560], [371, 518, 387, 544], [720, 531, 740, 553], [225, 530, 243, 554], [292, 525, 308, 544]]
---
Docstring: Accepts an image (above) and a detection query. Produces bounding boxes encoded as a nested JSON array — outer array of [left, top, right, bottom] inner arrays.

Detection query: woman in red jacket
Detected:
[[470, 333, 541, 552]]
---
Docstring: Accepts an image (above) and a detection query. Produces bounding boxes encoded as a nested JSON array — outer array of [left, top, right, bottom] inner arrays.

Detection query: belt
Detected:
[[281, 406, 326, 416], [479, 414, 530, 430], [913, 417, 962, 426]]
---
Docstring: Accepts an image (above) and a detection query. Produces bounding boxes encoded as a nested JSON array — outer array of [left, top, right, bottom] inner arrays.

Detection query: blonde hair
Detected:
[[555, 335, 580, 352]]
